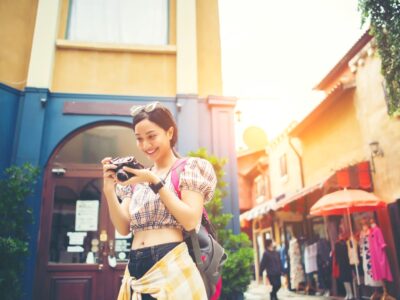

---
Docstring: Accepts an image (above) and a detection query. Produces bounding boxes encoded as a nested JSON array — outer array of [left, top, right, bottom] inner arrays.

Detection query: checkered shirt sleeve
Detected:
[[128, 157, 217, 232], [179, 157, 217, 203]]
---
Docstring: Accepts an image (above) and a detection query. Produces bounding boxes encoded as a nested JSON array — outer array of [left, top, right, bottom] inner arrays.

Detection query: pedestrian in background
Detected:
[[259, 239, 282, 300]]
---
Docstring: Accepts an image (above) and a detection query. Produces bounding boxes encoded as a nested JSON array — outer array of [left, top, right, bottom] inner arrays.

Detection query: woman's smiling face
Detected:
[[134, 118, 174, 162]]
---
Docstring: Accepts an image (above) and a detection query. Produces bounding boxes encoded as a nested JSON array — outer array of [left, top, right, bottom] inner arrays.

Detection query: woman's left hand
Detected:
[[117, 166, 158, 186]]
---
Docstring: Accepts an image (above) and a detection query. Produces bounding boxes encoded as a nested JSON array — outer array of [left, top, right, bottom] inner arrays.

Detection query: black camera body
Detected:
[[110, 156, 144, 182]]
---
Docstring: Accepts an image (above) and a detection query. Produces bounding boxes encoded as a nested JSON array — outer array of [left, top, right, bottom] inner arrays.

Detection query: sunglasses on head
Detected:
[[130, 102, 161, 117]]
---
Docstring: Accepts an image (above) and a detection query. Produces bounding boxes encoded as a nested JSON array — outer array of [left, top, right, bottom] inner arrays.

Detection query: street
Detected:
[[244, 281, 341, 300]]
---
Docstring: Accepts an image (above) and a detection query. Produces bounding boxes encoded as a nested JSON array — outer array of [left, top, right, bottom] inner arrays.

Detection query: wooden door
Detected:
[[34, 165, 132, 300], [33, 124, 151, 299]]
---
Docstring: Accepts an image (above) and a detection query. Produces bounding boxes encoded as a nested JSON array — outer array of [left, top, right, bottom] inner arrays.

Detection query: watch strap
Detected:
[[149, 179, 165, 194]]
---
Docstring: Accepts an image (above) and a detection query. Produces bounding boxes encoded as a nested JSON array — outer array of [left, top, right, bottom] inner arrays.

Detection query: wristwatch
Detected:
[[149, 179, 165, 194]]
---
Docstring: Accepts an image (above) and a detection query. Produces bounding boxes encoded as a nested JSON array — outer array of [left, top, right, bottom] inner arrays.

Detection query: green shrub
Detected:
[[221, 231, 254, 298], [189, 148, 254, 299], [0, 163, 40, 300], [358, 0, 400, 116]]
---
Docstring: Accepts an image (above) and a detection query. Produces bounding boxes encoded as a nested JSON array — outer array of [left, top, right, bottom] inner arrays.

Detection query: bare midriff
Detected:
[[131, 227, 183, 249]]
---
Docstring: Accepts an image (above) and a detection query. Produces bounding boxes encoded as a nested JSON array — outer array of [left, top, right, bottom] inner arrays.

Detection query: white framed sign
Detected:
[[75, 200, 99, 231]]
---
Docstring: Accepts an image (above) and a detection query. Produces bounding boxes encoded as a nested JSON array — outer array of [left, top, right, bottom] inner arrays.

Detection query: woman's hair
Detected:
[[132, 103, 180, 157]]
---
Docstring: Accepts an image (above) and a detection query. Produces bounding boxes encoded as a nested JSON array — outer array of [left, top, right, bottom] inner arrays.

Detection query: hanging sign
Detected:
[[67, 232, 87, 245], [115, 240, 131, 252], [67, 246, 84, 253], [75, 200, 99, 231]]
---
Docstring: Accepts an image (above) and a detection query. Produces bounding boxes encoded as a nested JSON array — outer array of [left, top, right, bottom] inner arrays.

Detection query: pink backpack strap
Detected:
[[171, 158, 188, 198], [171, 158, 209, 218]]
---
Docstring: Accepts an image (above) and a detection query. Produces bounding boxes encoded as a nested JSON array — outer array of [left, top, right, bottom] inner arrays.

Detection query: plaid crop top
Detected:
[[115, 157, 217, 233]]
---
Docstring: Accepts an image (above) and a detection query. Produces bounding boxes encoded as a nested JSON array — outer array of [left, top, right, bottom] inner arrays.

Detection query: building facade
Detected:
[[0, 1, 240, 299], [240, 32, 400, 297], [237, 148, 270, 242]]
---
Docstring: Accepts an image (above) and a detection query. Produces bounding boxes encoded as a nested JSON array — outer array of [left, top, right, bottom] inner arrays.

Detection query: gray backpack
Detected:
[[171, 158, 227, 299]]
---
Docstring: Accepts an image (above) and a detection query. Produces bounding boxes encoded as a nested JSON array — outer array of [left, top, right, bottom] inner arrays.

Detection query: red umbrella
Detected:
[[310, 188, 386, 284], [310, 188, 386, 216]]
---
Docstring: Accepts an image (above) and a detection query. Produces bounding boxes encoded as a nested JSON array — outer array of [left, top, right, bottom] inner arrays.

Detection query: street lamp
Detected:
[[369, 141, 384, 173], [235, 110, 242, 122]]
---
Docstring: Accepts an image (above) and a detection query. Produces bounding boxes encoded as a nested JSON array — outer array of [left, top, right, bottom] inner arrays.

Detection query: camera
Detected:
[[110, 156, 144, 182]]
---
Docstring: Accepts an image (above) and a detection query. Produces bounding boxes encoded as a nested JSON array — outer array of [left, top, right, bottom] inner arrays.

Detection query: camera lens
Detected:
[[116, 170, 129, 182]]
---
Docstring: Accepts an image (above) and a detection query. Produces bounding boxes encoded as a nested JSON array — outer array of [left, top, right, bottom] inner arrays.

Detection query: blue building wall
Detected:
[[0, 83, 21, 175], [13, 90, 177, 298], [4, 86, 239, 299], [38, 92, 177, 167]]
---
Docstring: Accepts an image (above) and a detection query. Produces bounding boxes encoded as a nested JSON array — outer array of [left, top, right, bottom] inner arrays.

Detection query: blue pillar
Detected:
[[13, 87, 49, 300], [176, 95, 200, 155], [176, 95, 239, 233], [13, 88, 48, 165], [0, 83, 21, 174], [208, 96, 240, 234]]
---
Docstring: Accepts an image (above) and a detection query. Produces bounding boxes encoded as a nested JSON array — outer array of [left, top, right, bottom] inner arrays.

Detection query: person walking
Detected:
[[259, 239, 282, 300]]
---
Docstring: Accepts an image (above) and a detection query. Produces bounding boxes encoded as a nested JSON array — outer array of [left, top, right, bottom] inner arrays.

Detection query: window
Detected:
[[255, 175, 266, 200], [67, 0, 168, 45], [279, 153, 287, 177], [54, 125, 151, 166]]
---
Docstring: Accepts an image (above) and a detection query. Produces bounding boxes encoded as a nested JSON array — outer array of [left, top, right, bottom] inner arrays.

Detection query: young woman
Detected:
[[102, 102, 216, 300]]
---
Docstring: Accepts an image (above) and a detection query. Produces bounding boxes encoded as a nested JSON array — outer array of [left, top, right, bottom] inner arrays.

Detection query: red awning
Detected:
[[274, 161, 372, 213], [240, 161, 373, 220]]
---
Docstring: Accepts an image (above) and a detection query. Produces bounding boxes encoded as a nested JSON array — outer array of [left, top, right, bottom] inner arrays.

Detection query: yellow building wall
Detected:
[[354, 54, 400, 203], [52, 48, 177, 96], [268, 135, 303, 198], [300, 91, 365, 186], [52, 0, 178, 96], [0, 0, 38, 90], [196, 0, 223, 97], [2, 0, 223, 96]]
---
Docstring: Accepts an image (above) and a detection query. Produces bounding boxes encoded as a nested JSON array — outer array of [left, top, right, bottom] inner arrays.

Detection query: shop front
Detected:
[[241, 161, 399, 297]]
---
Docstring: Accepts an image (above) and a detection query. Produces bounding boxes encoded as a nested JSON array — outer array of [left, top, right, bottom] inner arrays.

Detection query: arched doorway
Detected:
[[34, 123, 150, 300]]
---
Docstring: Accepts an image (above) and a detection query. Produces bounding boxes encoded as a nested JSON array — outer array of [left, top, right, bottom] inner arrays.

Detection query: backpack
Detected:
[[171, 158, 227, 300]]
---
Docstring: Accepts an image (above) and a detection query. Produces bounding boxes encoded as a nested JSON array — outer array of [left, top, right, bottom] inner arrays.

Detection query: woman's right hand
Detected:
[[101, 157, 117, 194]]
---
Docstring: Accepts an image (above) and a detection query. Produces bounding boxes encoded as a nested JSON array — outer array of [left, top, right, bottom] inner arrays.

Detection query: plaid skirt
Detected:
[[118, 242, 207, 300]]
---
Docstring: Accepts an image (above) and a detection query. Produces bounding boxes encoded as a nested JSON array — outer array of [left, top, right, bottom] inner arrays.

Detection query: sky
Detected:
[[218, 0, 368, 149]]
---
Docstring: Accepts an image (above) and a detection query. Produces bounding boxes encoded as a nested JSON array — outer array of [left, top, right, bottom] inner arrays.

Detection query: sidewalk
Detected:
[[244, 281, 343, 300]]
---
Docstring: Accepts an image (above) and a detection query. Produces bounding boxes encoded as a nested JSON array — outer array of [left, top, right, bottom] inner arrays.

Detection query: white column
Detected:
[[176, 0, 198, 94], [27, 0, 61, 88]]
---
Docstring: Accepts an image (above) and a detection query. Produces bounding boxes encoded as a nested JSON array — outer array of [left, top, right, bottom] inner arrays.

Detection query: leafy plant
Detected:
[[189, 148, 254, 299], [358, 0, 400, 117], [0, 163, 40, 300]]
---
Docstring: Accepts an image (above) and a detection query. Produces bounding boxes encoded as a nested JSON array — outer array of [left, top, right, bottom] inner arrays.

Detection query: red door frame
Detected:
[[33, 122, 133, 300]]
